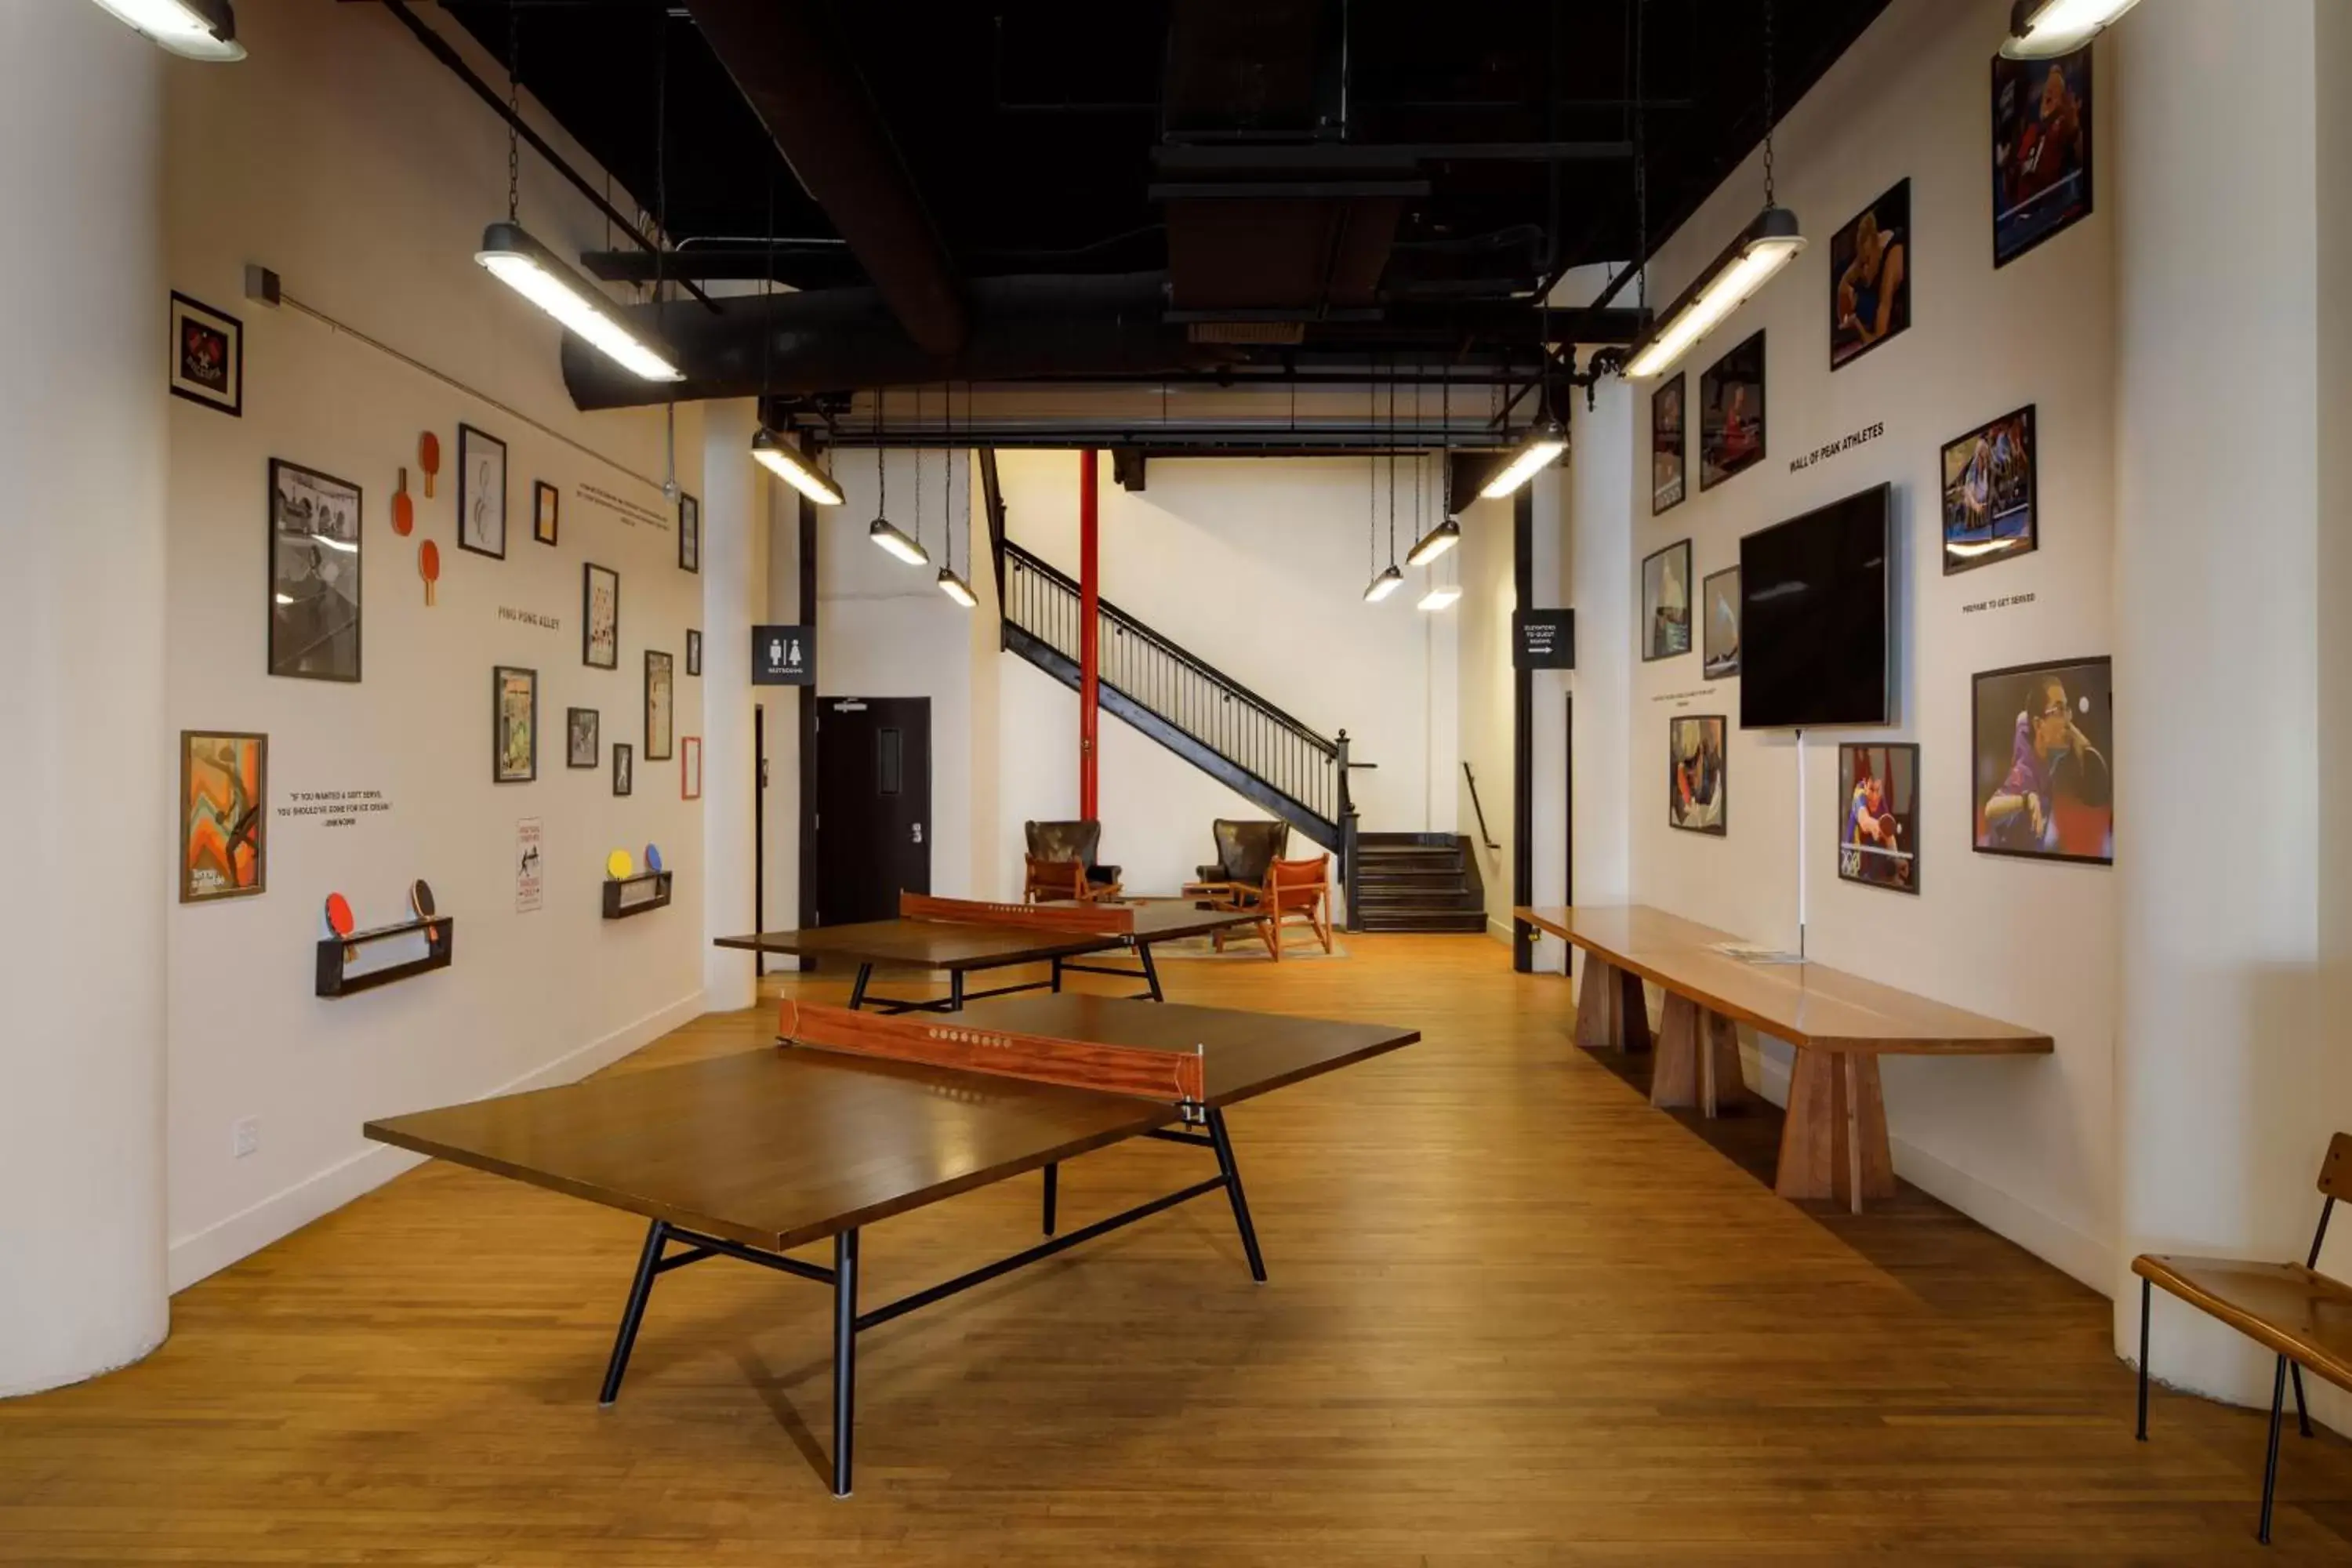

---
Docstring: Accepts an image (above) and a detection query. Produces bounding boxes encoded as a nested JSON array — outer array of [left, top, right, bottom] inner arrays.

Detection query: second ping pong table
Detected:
[[713, 892, 1264, 1013], [365, 993, 1417, 1496]]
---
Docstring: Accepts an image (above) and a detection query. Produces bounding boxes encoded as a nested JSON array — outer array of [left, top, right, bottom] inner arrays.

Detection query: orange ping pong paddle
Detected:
[[325, 892, 354, 938], [419, 539, 440, 607], [419, 432, 441, 499], [393, 467, 415, 537]]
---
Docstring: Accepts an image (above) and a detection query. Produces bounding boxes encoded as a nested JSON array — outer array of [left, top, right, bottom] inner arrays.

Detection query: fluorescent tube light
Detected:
[[936, 568, 978, 608], [1623, 207, 1806, 380], [869, 517, 931, 566], [1362, 564, 1405, 603], [85, 0, 244, 60], [1479, 417, 1567, 500], [1417, 584, 1462, 612], [1406, 516, 1461, 566], [475, 221, 685, 383], [750, 426, 844, 506], [2002, 0, 2140, 58]]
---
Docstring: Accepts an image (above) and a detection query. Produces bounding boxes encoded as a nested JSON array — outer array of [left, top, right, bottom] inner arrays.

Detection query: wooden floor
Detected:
[[4, 935, 2348, 1563]]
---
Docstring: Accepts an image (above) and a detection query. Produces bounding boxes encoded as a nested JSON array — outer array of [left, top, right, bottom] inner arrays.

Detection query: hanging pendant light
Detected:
[[868, 388, 930, 566], [1417, 583, 1462, 612], [746, 175, 841, 504], [1481, 415, 1567, 500], [1406, 516, 1461, 565], [2002, 0, 2140, 59], [937, 385, 976, 607], [1363, 366, 1406, 602], [85, 0, 243, 59]]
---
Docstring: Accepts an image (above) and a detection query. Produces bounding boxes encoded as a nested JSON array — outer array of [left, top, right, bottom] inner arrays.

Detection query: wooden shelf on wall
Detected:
[[316, 917, 456, 999], [603, 870, 673, 920]]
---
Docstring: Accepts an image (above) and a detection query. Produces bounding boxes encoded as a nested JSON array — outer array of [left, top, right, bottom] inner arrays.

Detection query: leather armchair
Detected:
[[1195, 818, 1290, 890], [1022, 819, 1121, 902]]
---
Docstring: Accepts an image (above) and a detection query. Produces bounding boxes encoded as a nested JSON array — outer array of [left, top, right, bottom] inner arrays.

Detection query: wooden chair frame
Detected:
[[1212, 854, 1334, 963], [1023, 855, 1121, 905]]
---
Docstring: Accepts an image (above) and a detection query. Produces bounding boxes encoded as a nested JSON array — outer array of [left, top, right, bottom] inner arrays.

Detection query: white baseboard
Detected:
[[166, 992, 707, 1293], [1486, 915, 1514, 945]]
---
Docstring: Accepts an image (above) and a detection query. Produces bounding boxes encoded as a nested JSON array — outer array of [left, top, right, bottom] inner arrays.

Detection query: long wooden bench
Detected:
[[1515, 904, 2053, 1212], [2133, 1132, 2352, 1544]]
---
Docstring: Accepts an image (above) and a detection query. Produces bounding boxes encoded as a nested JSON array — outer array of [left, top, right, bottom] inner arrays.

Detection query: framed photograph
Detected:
[[681, 735, 703, 800], [169, 292, 241, 416], [179, 730, 266, 902], [678, 492, 700, 574], [686, 629, 702, 677], [566, 706, 600, 769], [1668, 715, 1727, 836], [458, 423, 507, 560], [612, 742, 633, 797], [1972, 657, 2112, 865], [1830, 179, 1911, 369], [1650, 375, 1686, 514], [268, 458, 362, 682], [1941, 405, 2038, 575], [1994, 48, 2092, 268], [533, 481, 560, 546], [1838, 742, 1920, 893], [582, 561, 619, 670], [1641, 539, 1692, 662], [1698, 330, 1766, 490], [644, 648, 674, 760], [1700, 566, 1741, 679], [493, 665, 538, 783]]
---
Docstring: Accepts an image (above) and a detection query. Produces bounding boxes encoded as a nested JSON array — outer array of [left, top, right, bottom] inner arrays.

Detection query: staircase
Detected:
[[1351, 833, 1488, 933]]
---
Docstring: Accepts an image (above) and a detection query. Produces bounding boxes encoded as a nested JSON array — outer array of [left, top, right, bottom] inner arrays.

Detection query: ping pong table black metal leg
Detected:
[[949, 969, 965, 1010], [1050, 956, 1063, 993], [600, 1219, 670, 1406], [1042, 1163, 1058, 1236], [1138, 942, 1165, 1002], [1206, 1108, 1266, 1283], [833, 1227, 860, 1498], [847, 964, 873, 1011]]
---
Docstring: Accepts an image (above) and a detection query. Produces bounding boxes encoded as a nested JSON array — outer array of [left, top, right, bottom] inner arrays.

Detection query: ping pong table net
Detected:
[[777, 998, 1205, 1107], [897, 891, 1137, 935]]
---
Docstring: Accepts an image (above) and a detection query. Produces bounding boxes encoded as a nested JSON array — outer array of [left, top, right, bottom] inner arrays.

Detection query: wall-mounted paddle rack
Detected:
[[602, 870, 673, 920], [316, 917, 456, 998]]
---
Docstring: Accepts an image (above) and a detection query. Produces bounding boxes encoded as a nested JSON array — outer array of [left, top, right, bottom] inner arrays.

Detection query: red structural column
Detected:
[[1078, 449, 1100, 818]]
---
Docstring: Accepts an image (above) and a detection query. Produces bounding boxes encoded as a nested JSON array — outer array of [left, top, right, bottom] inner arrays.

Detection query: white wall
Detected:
[[162, 0, 711, 1288], [1454, 494, 1519, 939], [1606, 0, 2118, 1289]]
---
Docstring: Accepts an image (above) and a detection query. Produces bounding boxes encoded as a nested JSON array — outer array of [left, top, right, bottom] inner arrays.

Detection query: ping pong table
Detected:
[[712, 892, 1265, 1013], [363, 992, 1415, 1496]]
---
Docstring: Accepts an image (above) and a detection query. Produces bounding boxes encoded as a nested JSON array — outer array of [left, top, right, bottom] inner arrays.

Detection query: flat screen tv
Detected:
[[1739, 483, 1890, 728]]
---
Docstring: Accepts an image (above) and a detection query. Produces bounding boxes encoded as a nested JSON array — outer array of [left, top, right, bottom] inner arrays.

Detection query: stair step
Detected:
[[1356, 886, 1475, 906], [1358, 869, 1468, 887], [1356, 912, 1490, 933]]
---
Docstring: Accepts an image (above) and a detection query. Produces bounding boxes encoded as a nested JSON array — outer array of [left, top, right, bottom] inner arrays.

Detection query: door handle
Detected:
[[912, 822, 924, 845]]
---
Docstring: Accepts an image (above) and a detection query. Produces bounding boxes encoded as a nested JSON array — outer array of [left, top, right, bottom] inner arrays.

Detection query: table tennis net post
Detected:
[[777, 998, 1204, 1106]]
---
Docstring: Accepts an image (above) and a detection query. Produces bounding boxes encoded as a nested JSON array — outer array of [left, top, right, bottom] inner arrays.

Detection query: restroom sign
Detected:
[[752, 625, 815, 686]]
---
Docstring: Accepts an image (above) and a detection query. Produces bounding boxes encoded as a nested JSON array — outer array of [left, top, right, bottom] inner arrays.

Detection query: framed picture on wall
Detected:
[[1641, 539, 1692, 662], [1650, 375, 1686, 514], [458, 423, 508, 560], [533, 481, 560, 546], [168, 292, 241, 416], [1698, 330, 1766, 490], [612, 742, 633, 797], [1971, 657, 2112, 864], [686, 629, 702, 677], [178, 730, 267, 902], [678, 492, 701, 573], [268, 459, 363, 682], [681, 735, 702, 800], [1941, 405, 2038, 574], [1830, 179, 1911, 368], [493, 665, 538, 783], [644, 648, 674, 760], [583, 561, 619, 669], [1700, 566, 1741, 679], [1838, 742, 1919, 893], [1993, 47, 2092, 267], [566, 706, 600, 769], [1668, 715, 1727, 836]]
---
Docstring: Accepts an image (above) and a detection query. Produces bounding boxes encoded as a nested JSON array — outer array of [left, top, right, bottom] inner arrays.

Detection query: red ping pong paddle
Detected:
[[419, 539, 440, 607], [412, 877, 439, 942], [419, 432, 441, 499], [393, 467, 415, 537], [325, 892, 354, 938]]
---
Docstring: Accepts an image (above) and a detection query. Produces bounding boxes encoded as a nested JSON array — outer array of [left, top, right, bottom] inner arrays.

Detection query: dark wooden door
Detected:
[[814, 696, 931, 926]]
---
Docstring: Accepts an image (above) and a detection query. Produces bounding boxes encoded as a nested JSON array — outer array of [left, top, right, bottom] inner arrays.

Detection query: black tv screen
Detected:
[[1739, 484, 1890, 728]]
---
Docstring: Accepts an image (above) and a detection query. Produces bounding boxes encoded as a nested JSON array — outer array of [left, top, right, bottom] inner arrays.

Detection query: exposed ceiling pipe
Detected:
[[684, 0, 969, 356]]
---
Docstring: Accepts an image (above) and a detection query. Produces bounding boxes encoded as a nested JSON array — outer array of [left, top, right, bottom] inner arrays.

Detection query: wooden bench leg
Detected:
[[1700, 1008, 1748, 1117], [1618, 968, 1652, 1054], [1573, 956, 1653, 1054], [1651, 993, 1700, 1108], [1775, 1049, 1895, 1212]]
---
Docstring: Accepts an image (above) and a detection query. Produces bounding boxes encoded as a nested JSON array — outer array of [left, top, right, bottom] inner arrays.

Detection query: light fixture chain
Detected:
[[1762, 0, 1777, 209], [505, 3, 521, 223], [1635, 0, 1648, 310], [913, 383, 923, 550]]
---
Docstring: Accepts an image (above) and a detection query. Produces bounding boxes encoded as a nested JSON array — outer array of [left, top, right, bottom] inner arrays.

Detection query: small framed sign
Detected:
[[1512, 609, 1574, 670], [753, 624, 815, 685]]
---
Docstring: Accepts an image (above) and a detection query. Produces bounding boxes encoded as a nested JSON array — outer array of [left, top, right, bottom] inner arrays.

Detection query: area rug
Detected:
[[1151, 931, 1348, 961]]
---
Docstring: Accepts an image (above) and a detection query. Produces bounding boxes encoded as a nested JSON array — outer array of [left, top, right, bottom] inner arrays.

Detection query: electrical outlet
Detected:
[[232, 1116, 260, 1160]]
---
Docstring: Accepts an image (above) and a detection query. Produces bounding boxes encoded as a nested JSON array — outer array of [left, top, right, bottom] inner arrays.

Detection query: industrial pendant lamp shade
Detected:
[[1480, 416, 1568, 501], [477, 223, 685, 382], [750, 427, 844, 506], [1362, 563, 1405, 603], [869, 517, 930, 567], [2002, 0, 2140, 58], [1417, 584, 1463, 612], [85, 0, 243, 60], [1406, 516, 1461, 567], [1623, 207, 1806, 380], [936, 568, 978, 608]]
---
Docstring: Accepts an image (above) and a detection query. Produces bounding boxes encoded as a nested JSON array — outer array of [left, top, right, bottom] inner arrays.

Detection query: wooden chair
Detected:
[[1191, 818, 1289, 904], [2133, 1132, 2352, 1544], [1022, 820, 1120, 903], [1214, 853, 1334, 962]]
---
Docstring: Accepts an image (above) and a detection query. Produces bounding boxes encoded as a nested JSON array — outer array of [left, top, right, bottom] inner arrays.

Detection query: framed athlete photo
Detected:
[[1641, 539, 1692, 662], [169, 292, 242, 416], [179, 730, 267, 903], [686, 629, 702, 677], [582, 561, 619, 670], [457, 423, 508, 560], [268, 459, 363, 683], [1668, 715, 1727, 837], [678, 492, 701, 574], [493, 665, 538, 783], [1700, 566, 1741, 679], [612, 742, 633, 797], [1829, 180, 1910, 369], [1650, 375, 1686, 514], [566, 706, 600, 769], [1698, 330, 1766, 490], [681, 735, 702, 801], [1837, 742, 1919, 893], [1993, 47, 2092, 268], [1941, 405, 2038, 575], [533, 481, 560, 546], [644, 648, 674, 760], [1971, 657, 2112, 865]]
